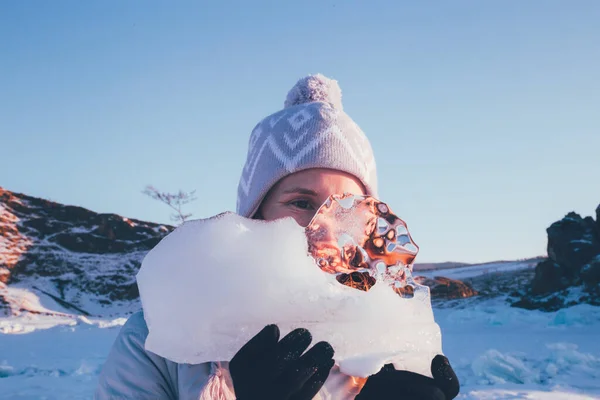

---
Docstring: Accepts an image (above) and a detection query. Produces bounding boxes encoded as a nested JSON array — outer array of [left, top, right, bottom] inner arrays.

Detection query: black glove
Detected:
[[355, 355, 460, 400], [229, 324, 335, 400]]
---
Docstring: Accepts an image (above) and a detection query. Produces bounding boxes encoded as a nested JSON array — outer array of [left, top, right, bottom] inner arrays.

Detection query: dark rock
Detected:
[[414, 276, 478, 299], [21, 218, 71, 237], [511, 295, 566, 312], [531, 259, 570, 295], [546, 212, 600, 276], [596, 204, 600, 240], [582, 283, 600, 306], [515, 204, 600, 311], [50, 233, 130, 254], [0, 294, 9, 317], [93, 213, 161, 242], [580, 256, 600, 286]]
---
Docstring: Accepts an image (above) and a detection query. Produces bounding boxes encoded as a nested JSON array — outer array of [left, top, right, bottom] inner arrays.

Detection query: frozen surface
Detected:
[[0, 318, 125, 400], [417, 261, 537, 280], [436, 301, 600, 399], [137, 212, 442, 378], [1, 299, 600, 399]]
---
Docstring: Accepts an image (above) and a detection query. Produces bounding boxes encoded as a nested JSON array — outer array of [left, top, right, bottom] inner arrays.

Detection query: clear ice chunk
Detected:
[[305, 193, 424, 298], [137, 199, 442, 379]]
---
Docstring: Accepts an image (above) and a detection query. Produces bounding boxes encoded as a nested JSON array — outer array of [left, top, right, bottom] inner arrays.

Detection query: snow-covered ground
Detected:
[[0, 317, 123, 399], [1, 262, 599, 399], [437, 301, 600, 399], [417, 260, 538, 280]]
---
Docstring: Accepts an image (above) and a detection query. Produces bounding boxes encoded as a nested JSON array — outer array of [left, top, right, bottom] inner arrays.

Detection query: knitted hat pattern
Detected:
[[236, 74, 378, 218]]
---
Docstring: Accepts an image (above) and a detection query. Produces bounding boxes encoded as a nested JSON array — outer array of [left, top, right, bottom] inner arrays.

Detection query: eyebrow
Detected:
[[281, 187, 318, 196]]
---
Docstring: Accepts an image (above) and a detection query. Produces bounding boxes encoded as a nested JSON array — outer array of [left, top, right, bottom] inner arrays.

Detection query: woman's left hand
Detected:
[[355, 355, 460, 400]]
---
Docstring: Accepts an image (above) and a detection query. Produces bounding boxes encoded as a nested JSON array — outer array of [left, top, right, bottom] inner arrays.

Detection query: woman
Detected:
[[96, 74, 459, 400]]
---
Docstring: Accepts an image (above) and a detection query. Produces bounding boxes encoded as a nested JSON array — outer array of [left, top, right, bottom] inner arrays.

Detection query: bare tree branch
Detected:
[[142, 185, 197, 224]]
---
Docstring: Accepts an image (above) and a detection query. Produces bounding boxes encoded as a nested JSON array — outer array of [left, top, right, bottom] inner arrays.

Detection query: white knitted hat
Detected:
[[236, 74, 378, 218]]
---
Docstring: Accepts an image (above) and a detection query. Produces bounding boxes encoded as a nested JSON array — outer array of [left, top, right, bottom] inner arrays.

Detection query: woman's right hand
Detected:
[[229, 324, 335, 400]]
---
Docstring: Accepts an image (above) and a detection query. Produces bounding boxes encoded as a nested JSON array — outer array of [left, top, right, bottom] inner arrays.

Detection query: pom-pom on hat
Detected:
[[236, 74, 378, 218], [284, 74, 344, 110]]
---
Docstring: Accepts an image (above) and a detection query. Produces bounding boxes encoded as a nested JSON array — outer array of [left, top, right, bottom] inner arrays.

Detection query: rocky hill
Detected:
[[513, 204, 600, 311], [0, 187, 172, 317]]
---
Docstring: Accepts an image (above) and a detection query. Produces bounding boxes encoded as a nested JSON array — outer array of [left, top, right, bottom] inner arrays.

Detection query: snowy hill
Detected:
[[0, 187, 172, 318]]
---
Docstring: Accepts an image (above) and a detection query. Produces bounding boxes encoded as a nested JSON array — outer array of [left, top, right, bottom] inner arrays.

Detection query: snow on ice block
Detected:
[[137, 208, 442, 378]]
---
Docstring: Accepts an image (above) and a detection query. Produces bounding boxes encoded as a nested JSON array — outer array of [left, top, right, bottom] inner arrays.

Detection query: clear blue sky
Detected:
[[1, 1, 599, 263]]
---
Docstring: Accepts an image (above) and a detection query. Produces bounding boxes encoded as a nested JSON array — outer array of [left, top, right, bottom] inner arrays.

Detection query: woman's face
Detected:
[[257, 168, 366, 227]]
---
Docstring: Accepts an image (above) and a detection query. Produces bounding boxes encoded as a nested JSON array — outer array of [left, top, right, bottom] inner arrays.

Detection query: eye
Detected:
[[289, 199, 315, 211]]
